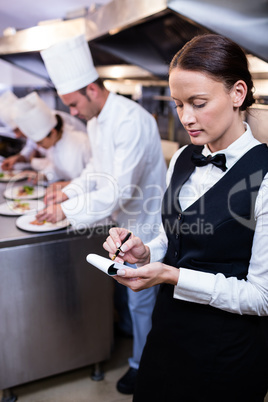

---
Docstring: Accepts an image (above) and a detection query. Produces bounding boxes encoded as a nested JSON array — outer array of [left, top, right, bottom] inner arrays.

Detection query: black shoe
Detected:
[[116, 367, 138, 394]]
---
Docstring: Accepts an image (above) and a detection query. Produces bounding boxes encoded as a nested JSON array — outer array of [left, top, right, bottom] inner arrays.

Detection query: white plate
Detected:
[[0, 200, 45, 216], [0, 170, 29, 182], [3, 184, 46, 200], [16, 214, 70, 232]]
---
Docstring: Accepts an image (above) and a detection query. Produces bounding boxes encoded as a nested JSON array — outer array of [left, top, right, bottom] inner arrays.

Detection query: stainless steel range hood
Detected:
[[0, 0, 267, 82], [86, 0, 268, 78]]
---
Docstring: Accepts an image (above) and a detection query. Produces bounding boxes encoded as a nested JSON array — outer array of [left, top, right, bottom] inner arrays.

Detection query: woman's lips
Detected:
[[187, 129, 202, 137]]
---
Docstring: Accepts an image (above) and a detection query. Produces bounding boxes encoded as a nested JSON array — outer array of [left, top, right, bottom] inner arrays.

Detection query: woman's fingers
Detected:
[[103, 227, 129, 252], [103, 235, 117, 253]]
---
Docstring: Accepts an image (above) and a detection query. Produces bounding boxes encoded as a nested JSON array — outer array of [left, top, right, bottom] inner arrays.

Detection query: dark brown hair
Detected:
[[78, 78, 105, 96], [169, 34, 255, 111], [47, 113, 63, 137], [54, 114, 63, 131]]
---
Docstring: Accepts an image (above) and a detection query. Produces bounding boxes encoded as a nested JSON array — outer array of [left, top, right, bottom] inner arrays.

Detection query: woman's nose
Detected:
[[179, 107, 196, 126]]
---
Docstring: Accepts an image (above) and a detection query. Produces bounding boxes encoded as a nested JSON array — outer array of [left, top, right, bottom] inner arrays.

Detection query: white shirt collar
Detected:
[[97, 92, 115, 123], [203, 122, 261, 170]]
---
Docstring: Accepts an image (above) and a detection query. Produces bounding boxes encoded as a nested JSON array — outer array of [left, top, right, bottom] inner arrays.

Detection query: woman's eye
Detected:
[[194, 103, 206, 108], [174, 104, 183, 109]]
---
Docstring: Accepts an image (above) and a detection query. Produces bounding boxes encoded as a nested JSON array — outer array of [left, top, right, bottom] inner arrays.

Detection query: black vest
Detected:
[[162, 143, 268, 280]]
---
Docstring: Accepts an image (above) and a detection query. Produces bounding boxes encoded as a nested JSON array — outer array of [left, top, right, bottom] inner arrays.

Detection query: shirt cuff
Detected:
[[149, 243, 165, 263], [20, 149, 31, 159], [173, 268, 216, 305], [146, 234, 167, 263]]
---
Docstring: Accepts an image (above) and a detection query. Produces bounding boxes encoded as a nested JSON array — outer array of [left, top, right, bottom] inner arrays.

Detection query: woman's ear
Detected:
[[231, 80, 247, 108]]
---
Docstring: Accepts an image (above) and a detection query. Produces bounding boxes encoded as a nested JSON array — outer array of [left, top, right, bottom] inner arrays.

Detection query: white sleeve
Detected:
[[147, 224, 168, 262], [173, 174, 268, 316], [20, 139, 37, 160], [40, 161, 62, 183], [61, 160, 97, 199]]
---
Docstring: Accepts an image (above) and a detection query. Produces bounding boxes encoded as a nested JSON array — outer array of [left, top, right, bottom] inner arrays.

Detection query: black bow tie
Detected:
[[191, 151, 227, 172]]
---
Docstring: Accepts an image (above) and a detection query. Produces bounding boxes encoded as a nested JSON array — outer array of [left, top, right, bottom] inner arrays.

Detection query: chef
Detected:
[[0, 90, 88, 172], [0, 90, 45, 170], [13, 91, 91, 183], [38, 34, 167, 394]]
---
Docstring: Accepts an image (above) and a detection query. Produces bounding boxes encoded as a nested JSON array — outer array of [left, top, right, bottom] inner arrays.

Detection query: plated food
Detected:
[[29, 218, 47, 226], [17, 185, 34, 197], [3, 184, 46, 200], [0, 170, 29, 182], [12, 200, 31, 212], [0, 200, 45, 216], [16, 214, 70, 232]]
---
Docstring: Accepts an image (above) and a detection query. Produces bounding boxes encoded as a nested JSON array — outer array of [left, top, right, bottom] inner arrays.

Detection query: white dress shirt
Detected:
[[61, 92, 167, 243], [148, 123, 268, 316]]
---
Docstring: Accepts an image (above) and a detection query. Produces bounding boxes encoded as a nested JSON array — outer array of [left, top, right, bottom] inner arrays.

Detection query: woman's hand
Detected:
[[103, 227, 151, 266], [114, 262, 180, 291]]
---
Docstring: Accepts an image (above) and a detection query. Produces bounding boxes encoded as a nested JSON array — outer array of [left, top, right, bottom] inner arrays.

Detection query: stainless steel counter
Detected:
[[0, 182, 94, 248], [0, 180, 115, 391]]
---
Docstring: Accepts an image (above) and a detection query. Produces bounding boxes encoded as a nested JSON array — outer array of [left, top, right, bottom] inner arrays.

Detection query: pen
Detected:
[[111, 231, 132, 261]]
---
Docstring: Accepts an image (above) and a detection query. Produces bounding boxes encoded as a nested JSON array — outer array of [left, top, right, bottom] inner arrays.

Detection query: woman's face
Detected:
[[169, 68, 243, 152]]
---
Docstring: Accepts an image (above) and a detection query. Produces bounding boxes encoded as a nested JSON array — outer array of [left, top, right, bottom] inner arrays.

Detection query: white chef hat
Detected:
[[41, 34, 99, 95], [0, 90, 18, 129], [13, 92, 57, 142]]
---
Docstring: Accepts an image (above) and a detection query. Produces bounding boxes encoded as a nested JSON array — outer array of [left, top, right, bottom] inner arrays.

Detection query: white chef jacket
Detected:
[[61, 92, 167, 243], [32, 123, 91, 183], [147, 123, 268, 316]]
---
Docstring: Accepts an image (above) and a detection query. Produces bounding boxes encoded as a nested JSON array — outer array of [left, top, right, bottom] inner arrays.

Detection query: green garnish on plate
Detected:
[[23, 185, 34, 195]]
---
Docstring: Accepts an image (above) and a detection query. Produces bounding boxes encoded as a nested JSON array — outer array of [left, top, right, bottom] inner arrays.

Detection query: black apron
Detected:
[[134, 144, 268, 402]]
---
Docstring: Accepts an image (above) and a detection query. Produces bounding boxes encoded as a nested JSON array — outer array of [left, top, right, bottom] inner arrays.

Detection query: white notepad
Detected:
[[86, 253, 124, 276]]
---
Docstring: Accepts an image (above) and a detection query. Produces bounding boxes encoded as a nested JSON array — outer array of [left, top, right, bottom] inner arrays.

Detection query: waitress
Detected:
[[104, 34, 268, 402]]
